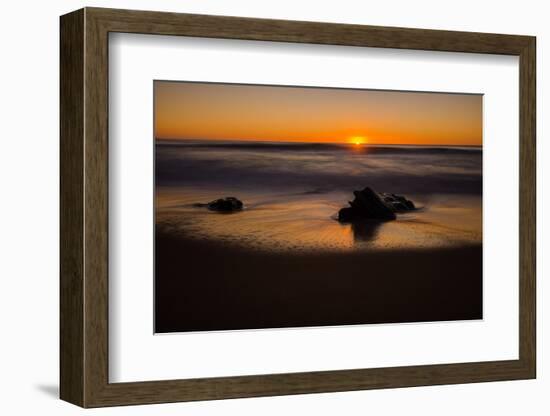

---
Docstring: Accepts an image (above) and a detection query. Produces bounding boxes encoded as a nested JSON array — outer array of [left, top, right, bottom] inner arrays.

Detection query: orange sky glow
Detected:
[[155, 81, 482, 146]]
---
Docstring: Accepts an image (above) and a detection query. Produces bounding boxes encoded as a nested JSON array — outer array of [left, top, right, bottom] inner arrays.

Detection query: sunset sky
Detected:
[[155, 81, 482, 146]]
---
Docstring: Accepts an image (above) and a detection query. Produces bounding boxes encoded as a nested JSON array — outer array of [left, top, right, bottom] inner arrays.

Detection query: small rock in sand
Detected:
[[207, 197, 244, 212]]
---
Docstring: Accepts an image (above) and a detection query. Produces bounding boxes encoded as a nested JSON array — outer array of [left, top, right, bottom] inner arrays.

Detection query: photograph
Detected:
[[154, 80, 483, 333]]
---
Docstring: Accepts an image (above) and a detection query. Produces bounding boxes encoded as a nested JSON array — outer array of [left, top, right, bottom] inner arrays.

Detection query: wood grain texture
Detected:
[[88, 7, 532, 54], [59, 8, 84, 407], [518, 38, 536, 375], [59, 7, 537, 408], [83, 11, 110, 407]]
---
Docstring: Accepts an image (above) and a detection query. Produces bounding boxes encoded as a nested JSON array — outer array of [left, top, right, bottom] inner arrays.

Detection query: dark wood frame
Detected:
[[60, 7, 536, 408]]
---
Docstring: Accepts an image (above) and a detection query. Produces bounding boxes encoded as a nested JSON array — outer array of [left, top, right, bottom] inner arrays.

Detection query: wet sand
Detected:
[[156, 188, 482, 252], [155, 229, 482, 333]]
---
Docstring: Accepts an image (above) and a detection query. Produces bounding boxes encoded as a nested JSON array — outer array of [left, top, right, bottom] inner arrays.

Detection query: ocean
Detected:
[[155, 140, 482, 252]]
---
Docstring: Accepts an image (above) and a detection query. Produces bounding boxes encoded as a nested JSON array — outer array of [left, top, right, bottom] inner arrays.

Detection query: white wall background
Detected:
[[0, 0, 545, 414]]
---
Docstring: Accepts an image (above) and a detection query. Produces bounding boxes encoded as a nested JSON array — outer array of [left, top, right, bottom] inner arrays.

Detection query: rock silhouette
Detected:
[[338, 187, 415, 222], [207, 197, 243, 212], [380, 192, 416, 211]]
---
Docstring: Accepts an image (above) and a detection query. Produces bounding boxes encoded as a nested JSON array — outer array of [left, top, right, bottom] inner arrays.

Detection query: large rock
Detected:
[[337, 187, 415, 222], [207, 197, 243, 212], [349, 187, 396, 220]]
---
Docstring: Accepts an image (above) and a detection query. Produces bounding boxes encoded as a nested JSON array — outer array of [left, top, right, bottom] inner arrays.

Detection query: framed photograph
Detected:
[[60, 7, 536, 408]]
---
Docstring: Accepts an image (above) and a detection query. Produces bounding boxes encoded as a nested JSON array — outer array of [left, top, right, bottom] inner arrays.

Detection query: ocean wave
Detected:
[[156, 140, 481, 155], [155, 141, 482, 195]]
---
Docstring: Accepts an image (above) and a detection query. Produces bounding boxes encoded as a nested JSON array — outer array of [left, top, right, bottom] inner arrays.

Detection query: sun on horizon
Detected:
[[350, 136, 368, 146]]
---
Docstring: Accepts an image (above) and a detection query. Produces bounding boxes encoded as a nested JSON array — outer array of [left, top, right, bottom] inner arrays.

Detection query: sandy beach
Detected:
[[155, 228, 482, 333]]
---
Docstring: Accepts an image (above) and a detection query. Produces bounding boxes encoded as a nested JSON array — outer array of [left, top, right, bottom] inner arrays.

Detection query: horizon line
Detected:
[[155, 137, 483, 148]]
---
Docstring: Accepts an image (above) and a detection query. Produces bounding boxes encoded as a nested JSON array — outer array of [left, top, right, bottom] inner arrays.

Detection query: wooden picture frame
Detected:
[[60, 7, 536, 408]]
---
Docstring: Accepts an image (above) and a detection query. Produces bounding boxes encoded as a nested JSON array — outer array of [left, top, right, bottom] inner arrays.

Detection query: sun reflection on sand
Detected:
[[156, 188, 482, 253]]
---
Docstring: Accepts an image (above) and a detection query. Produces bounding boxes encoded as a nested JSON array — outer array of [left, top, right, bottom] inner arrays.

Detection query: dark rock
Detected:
[[351, 188, 396, 220], [207, 197, 243, 212], [391, 201, 408, 211], [390, 193, 415, 210], [338, 207, 360, 222], [337, 187, 415, 222]]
